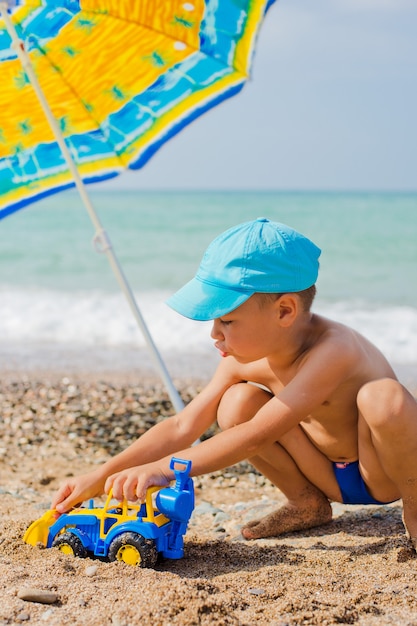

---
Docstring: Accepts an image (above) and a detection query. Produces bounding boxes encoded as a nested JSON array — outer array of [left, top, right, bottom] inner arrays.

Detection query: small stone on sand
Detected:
[[17, 587, 59, 604]]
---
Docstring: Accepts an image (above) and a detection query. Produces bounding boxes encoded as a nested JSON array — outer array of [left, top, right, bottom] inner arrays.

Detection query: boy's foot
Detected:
[[241, 497, 332, 540]]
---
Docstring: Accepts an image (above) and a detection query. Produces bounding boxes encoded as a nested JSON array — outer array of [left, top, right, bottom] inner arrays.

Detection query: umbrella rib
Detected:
[[81, 8, 251, 77]]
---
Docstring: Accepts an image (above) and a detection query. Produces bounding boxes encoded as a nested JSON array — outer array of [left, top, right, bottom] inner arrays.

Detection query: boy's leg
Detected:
[[217, 383, 340, 539], [357, 378, 417, 547]]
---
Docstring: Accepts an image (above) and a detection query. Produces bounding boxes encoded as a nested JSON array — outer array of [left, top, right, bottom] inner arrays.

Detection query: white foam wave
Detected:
[[1, 289, 417, 378], [1, 286, 213, 353]]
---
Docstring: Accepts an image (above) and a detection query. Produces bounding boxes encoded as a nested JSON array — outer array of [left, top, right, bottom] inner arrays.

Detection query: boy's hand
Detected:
[[51, 471, 105, 514], [105, 464, 171, 502]]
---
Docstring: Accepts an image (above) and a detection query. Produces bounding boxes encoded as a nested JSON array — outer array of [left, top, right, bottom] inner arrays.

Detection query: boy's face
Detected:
[[210, 294, 282, 363]]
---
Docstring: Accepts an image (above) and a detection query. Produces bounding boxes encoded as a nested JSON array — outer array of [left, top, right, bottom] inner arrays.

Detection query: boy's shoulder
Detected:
[[303, 314, 371, 362], [308, 314, 361, 346]]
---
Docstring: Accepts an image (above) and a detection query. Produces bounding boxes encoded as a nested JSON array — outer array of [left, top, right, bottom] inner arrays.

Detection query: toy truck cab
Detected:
[[24, 458, 194, 568]]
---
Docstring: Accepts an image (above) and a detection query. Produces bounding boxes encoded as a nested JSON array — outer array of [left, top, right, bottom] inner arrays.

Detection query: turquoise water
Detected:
[[0, 189, 416, 378], [1, 189, 416, 302]]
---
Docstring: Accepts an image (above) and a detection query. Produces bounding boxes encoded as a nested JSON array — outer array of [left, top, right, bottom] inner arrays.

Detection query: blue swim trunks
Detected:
[[333, 461, 395, 505]]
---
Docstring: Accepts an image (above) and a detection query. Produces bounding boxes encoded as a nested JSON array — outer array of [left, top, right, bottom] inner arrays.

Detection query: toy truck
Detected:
[[24, 457, 194, 568]]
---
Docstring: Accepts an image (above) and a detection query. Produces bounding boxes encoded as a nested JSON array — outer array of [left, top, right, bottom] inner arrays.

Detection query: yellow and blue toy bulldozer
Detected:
[[24, 457, 194, 568]]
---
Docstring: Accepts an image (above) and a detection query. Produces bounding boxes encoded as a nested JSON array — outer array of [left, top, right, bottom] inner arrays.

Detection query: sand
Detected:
[[1, 371, 417, 626]]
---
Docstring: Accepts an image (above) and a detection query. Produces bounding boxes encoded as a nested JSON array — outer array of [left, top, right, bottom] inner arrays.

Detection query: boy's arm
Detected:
[[52, 362, 241, 512]]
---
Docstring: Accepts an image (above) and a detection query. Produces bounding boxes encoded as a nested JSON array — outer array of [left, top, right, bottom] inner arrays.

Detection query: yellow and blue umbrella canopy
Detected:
[[0, 0, 276, 218]]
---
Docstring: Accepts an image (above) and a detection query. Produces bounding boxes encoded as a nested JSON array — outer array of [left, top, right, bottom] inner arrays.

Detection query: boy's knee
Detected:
[[217, 383, 272, 431], [357, 378, 406, 427]]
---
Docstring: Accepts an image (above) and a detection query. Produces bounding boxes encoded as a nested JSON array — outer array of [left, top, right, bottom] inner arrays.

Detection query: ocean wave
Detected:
[[1, 289, 417, 371]]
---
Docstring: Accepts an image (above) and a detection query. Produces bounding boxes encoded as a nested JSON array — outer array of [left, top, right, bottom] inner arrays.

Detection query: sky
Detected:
[[99, 0, 417, 193]]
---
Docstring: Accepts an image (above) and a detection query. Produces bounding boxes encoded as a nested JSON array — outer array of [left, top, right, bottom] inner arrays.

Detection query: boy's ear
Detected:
[[275, 294, 298, 326]]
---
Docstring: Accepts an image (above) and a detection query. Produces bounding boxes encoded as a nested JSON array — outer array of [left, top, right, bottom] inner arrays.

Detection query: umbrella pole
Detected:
[[1, 4, 184, 413]]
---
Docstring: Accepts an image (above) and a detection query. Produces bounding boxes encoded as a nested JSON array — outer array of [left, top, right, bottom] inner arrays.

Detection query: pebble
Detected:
[[248, 588, 266, 595], [193, 501, 222, 516], [17, 587, 59, 604], [16, 612, 30, 622], [111, 616, 128, 626], [213, 511, 230, 524], [85, 564, 98, 577]]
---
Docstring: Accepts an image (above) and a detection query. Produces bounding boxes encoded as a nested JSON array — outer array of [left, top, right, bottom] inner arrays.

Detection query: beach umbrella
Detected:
[[0, 0, 276, 409]]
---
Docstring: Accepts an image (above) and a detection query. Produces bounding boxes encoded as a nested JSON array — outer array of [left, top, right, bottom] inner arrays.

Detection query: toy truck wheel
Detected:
[[52, 532, 88, 558], [108, 532, 158, 568]]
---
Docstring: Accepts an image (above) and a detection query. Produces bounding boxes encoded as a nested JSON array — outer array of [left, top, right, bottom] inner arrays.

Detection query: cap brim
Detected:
[[166, 276, 253, 321]]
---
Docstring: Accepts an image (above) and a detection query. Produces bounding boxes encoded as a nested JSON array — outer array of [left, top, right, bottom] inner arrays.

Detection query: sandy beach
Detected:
[[1, 370, 417, 626]]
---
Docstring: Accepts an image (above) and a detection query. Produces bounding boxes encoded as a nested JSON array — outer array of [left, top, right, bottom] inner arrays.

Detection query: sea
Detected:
[[0, 189, 416, 387]]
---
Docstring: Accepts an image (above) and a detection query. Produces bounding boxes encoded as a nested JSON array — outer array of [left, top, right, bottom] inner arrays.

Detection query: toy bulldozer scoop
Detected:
[[24, 509, 59, 547]]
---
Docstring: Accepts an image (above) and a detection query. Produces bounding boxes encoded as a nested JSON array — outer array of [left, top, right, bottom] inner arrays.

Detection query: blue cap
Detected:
[[166, 218, 321, 321]]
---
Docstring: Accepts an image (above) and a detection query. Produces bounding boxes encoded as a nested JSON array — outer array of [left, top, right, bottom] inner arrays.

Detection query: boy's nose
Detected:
[[210, 319, 223, 340]]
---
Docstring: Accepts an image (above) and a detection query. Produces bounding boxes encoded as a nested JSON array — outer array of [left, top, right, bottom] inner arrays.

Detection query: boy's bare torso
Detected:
[[221, 314, 396, 464]]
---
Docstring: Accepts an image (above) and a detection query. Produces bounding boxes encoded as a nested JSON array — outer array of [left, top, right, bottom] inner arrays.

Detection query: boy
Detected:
[[52, 218, 417, 548]]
